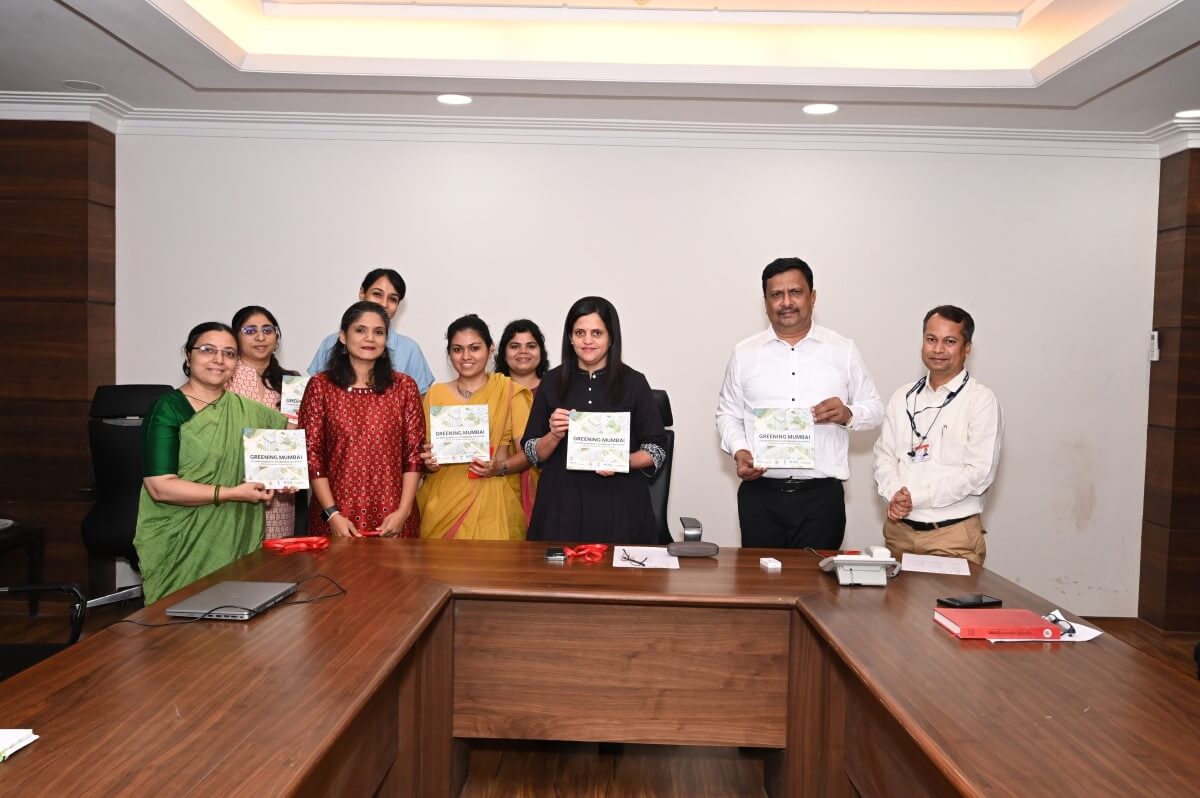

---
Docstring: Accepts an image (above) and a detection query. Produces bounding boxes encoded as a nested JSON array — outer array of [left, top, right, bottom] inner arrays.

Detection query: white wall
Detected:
[[115, 131, 1158, 616]]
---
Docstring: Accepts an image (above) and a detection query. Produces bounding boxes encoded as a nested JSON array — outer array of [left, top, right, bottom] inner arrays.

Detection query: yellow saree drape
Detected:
[[418, 373, 532, 540]]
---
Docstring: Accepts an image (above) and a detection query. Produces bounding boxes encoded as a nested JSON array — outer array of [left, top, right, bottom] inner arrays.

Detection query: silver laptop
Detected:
[[164, 580, 298, 621]]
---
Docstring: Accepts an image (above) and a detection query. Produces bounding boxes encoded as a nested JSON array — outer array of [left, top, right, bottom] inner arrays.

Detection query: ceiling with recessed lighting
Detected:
[[0, 0, 1199, 137]]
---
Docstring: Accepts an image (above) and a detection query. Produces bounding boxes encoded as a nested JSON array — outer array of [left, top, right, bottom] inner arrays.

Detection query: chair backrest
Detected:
[[648, 389, 675, 544], [81, 385, 173, 561]]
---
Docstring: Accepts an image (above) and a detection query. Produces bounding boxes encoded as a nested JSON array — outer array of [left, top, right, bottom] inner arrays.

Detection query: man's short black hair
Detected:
[[923, 305, 975, 344], [761, 257, 813, 295]]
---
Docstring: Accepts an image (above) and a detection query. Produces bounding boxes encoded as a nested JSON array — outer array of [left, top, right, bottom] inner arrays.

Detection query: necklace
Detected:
[[456, 378, 484, 399], [182, 390, 223, 407]]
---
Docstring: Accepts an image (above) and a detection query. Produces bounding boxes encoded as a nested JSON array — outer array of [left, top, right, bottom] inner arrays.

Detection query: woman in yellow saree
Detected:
[[418, 315, 533, 540]]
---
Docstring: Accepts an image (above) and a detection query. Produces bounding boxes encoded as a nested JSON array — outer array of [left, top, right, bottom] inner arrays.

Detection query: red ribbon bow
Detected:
[[563, 543, 609, 563], [264, 536, 330, 554]]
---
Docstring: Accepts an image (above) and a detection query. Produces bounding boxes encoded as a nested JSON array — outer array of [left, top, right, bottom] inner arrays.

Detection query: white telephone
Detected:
[[819, 546, 901, 586]]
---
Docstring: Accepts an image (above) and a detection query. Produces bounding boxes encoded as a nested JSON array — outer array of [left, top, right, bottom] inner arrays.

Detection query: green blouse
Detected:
[[142, 390, 196, 476]]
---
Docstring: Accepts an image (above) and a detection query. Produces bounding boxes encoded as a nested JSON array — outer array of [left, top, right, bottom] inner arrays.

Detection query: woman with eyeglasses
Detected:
[[520, 296, 667, 545], [227, 305, 302, 539], [493, 319, 550, 522], [418, 314, 533, 540], [299, 301, 425, 538], [134, 322, 289, 604]]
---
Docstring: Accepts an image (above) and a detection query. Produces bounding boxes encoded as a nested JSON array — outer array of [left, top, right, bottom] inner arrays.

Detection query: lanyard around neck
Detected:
[[905, 372, 969, 456]]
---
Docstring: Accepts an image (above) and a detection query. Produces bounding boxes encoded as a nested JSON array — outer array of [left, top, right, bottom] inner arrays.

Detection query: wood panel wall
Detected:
[[1142, 148, 1200, 631], [0, 121, 114, 592]]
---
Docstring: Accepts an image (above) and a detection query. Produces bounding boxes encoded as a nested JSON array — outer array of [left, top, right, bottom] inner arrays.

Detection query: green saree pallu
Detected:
[[135, 391, 286, 605]]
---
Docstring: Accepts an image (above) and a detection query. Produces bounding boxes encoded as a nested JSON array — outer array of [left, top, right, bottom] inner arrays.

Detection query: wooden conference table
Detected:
[[2, 540, 1199, 797]]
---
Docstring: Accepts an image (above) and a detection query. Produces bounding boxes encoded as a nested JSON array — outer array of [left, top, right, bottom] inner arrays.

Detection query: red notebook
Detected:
[[933, 607, 1061, 640]]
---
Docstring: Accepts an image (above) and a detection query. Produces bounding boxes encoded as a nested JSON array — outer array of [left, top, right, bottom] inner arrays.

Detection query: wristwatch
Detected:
[[321, 504, 341, 522]]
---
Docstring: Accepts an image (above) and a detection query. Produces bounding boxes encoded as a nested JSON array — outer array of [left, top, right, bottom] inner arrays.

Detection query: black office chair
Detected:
[[648, 389, 675, 545], [0, 583, 86, 681], [81, 384, 173, 610]]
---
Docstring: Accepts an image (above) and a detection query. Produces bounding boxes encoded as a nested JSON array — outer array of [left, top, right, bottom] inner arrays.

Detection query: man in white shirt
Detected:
[[872, 305, 1003, 565], [716, 257, 883, 549]]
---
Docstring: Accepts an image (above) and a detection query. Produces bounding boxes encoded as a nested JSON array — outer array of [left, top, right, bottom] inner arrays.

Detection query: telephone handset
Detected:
[[819, 546, 900, 586]]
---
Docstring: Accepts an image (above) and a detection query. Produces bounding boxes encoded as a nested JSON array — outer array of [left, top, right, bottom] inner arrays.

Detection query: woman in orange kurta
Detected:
[[418, 315, 532, 540]]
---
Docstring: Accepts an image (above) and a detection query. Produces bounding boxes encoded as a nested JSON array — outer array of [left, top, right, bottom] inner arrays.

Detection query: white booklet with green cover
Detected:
[[430, 405, 490, 464], [752, 407, 815, 469], [279, 374, 309, 417], [566, 411, 631, 473], [242, 428, 309, 489]]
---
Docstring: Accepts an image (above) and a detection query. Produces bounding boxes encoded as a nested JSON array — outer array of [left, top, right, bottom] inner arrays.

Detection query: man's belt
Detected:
[[761, 476, 839, 494], [899, 514, 978, 531]]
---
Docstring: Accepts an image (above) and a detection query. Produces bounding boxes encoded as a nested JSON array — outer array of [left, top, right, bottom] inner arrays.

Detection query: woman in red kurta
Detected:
[[298, 301, 425, 537]]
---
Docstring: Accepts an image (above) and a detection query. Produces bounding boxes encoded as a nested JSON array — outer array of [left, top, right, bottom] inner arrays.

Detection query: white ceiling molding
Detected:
[[56, 0, 1200, 112], [0, 92, 129, 133], [132, 0, 1182, 89], [1147, 119, 1200, 158], [0, 90, 1182, 158]]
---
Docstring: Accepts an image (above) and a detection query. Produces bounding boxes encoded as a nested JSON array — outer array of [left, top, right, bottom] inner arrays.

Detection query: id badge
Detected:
[[910, 442, 931, 463]]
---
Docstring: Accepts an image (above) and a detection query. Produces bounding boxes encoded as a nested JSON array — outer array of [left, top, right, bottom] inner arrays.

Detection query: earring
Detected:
[[340, 344, 348, 354], [183, 363, 191, 376]]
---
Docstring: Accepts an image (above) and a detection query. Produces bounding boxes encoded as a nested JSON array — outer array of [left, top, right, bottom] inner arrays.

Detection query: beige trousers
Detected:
[[882, 514, 986, 566]]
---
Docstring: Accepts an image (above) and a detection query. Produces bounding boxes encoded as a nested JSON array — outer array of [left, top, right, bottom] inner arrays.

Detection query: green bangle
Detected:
[[214, 485, 221, 506]]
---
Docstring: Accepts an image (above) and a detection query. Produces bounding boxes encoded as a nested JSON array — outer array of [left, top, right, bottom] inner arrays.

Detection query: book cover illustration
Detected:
[[567, 411, 631, 473], [242, 428, 309, 489], [752, 407, 815, 469], [280, 375, 310, 417], [430, 405, 490, 464]]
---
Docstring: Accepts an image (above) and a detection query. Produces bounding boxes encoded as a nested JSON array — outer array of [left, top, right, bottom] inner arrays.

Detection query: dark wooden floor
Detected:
[[1, 602, 1196, 796], [461, 741, 768, 798]]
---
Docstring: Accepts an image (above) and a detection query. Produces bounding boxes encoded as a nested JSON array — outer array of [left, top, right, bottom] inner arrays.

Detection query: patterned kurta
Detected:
[[227, 360, 295, 539], [298, 371, 425, 537]]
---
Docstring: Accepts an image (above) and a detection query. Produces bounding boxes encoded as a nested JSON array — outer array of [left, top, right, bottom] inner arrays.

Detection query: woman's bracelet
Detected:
[[213, 485, 222, 506]]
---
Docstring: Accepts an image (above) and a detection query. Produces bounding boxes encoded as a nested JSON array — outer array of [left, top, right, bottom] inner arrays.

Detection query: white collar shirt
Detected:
[[872, 369, 1003, 523], [716, 324, 883, 480]]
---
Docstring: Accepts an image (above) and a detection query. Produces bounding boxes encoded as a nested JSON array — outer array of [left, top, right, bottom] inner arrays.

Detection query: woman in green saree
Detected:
[[134, 322, 288, 604]]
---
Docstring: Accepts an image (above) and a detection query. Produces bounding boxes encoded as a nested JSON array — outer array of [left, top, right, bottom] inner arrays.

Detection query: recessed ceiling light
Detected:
[[802, 103, 839, 116], [61, 80, 104, 92], [1176, 109, 1200, 119], [437, 94, 472, 106]]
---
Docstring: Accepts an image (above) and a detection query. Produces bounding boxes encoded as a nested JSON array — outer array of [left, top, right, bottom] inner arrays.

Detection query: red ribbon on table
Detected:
[[264, 536, 330, 554], [563, 544, 608, 563]]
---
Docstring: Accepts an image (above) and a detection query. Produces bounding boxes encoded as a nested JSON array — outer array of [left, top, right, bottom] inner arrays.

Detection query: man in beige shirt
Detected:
[[872, 305, 1003, 565]]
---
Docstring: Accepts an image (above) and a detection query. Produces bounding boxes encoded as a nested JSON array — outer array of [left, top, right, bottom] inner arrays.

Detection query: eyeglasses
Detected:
[[1042, 613, 1076, 637], [240, 325, 277, 337], [620, 549, 647, 567], [190, 345, 237, 359]]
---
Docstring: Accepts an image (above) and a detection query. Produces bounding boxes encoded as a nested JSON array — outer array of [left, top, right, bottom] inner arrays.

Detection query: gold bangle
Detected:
[[214, 485, 221, 506]]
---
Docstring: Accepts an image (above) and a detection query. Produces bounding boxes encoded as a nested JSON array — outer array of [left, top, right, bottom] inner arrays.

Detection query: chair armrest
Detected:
[[1, 583, 88, 643]]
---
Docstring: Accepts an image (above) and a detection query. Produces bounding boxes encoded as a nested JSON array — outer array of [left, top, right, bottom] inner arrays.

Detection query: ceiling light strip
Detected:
[[263, 2, 1025, 29]]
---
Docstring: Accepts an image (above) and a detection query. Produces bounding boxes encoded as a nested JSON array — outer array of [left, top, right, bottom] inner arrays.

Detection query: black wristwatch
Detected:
[[321, 504, 341, 522]]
